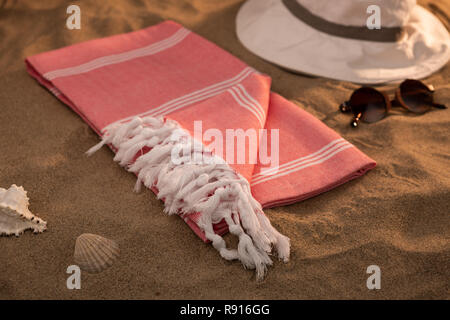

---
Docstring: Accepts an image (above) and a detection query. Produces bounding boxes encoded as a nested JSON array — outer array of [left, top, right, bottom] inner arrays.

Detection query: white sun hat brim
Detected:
[[236, 0, 450, 84]]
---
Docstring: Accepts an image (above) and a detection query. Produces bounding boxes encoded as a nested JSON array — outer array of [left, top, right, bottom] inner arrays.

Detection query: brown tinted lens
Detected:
[[349, 87, 387, 123], [400, 80, 433, 113]]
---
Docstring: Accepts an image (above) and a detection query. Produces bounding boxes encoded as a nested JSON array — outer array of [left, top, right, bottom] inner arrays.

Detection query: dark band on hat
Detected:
[[282, 0, 404, 42]]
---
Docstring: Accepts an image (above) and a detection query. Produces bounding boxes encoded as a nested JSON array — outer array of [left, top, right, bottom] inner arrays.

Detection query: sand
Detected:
[[0, 0, 449, 299]]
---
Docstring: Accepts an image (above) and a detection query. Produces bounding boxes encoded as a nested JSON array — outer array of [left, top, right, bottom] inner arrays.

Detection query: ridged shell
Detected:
[[74, 233, 120, 273]]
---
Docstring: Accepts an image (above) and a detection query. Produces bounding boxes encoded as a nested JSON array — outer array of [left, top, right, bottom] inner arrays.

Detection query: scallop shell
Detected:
[[0, 184, 47, 236], [74, 233, 120, 273]]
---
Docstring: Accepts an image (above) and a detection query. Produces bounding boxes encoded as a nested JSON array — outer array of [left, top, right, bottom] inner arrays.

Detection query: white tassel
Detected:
[[87, 116, 290, 279]]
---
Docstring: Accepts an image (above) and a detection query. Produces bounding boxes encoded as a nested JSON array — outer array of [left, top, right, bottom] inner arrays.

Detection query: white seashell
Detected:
[[0, 184, 47, 237], [74, 233, 120, 273]]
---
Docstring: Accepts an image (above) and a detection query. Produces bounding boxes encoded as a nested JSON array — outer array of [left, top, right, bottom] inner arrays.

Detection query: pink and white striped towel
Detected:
[[26, 21, 376, 277]]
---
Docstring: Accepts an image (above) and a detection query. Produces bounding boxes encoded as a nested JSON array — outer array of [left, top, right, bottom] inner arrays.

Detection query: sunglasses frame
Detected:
[[340, 79, 446, 127]]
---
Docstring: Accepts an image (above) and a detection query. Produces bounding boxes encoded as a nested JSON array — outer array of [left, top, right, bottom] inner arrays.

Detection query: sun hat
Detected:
[[236, 0, 450, 84]]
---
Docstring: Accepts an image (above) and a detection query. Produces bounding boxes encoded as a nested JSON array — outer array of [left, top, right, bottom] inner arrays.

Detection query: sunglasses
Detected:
[[339, 79, 447, 127]]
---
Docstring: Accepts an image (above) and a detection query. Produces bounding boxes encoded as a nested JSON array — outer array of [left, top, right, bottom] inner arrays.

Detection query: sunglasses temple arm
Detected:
[[432, 103, 447, 109], [351, 112, 362, 128]]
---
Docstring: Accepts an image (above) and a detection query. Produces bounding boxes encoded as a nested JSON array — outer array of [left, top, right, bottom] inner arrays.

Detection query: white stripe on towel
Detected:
[[251, 139, 353, 186], [102, 67, 256, 132], [253, 138, 345, 179], [236, 84, 266, 122], [227, 86, 265, 127], [49, 87, 61, 96], [227, 84, 266, 126], [43, 28, 190, 81]]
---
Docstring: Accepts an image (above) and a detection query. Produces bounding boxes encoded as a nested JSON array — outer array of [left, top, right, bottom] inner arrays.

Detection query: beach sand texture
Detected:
[[0, 0, 448, 299]]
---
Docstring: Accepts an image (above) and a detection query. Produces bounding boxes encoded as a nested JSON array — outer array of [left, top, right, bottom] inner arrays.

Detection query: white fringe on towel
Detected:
[[87, 116, 290, 279]]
